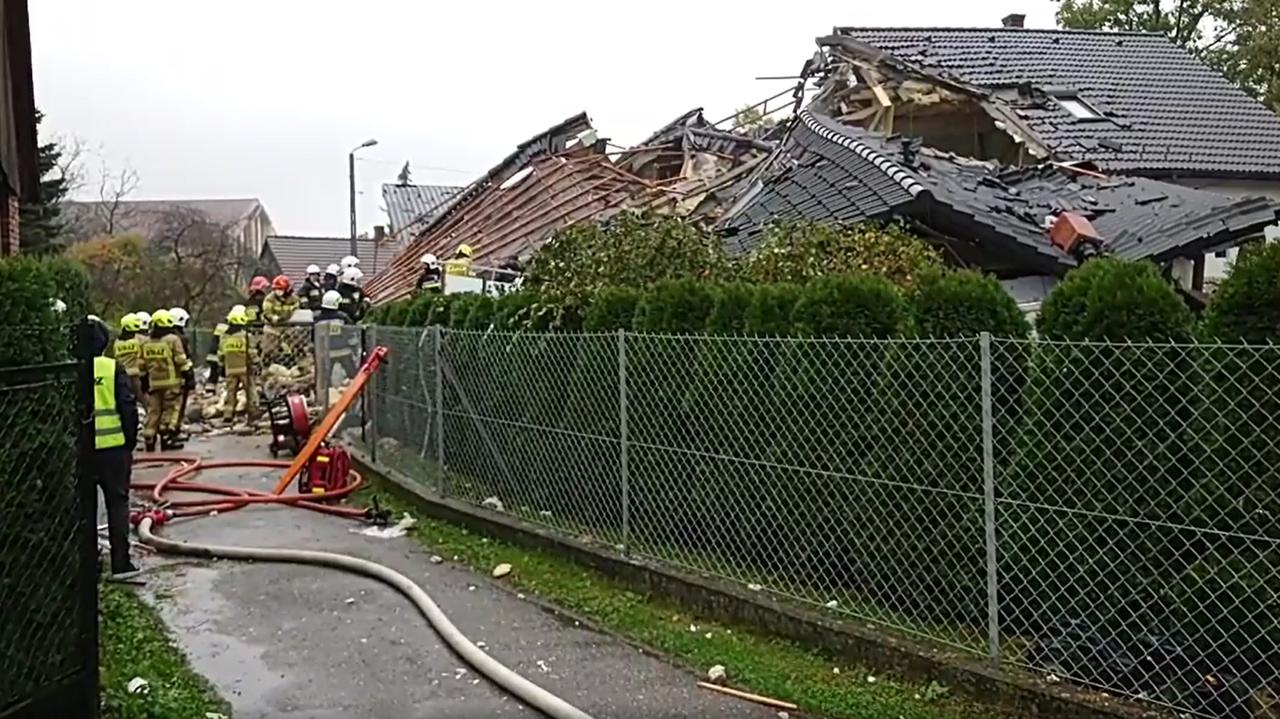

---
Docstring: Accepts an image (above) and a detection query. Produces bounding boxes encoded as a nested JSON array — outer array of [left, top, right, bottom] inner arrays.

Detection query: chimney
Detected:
[[1049, 212, 1104, 255], [1001, 13, 1026, 28], [373, 225, 386, 243]]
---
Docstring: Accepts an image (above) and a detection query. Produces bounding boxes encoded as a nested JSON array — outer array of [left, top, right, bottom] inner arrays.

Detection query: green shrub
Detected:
[[705, 283, 754, 335], [0, 255, 88, 365], [1005, 258, 1198, 643], [1202, 242, 1280, 343], [528, 211, 731, 296], [912, 269, 1029, 339], [583, 287, 642, 332], [743, 283, 801, 336], [741, 221, 941, 288], [492, 291, 541, 331], [1037, 258, 1193, 342], [634, 280, 717, 334], [462, 296, 497, 331], [401, 295, 433, 326], [791, 274, 908, 338]]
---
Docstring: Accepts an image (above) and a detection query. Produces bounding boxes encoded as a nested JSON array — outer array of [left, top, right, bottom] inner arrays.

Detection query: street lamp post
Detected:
[[348, 138, 378, 257]]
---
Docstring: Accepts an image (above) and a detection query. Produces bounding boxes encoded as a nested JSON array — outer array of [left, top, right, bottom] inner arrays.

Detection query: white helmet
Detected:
[[420, 253, 439, 268], [340, 266, 364, 286], [320, 289, 343, 310], [325, 263, 341, 276], [230, 304, 246, 314], [136, 311, 152, 330], [340, 255, 360, 270], [169, 307, 190, 328], [306, 264, 321, 275]]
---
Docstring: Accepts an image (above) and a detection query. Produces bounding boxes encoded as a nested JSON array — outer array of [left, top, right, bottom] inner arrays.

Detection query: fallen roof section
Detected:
[[719, 109, 1280, 274], [825, 27, 1280, 179]]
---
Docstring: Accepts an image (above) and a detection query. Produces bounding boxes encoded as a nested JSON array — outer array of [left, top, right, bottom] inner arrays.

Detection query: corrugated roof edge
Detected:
[[799, 110, 928, 198], [394, 110, 592, 246]]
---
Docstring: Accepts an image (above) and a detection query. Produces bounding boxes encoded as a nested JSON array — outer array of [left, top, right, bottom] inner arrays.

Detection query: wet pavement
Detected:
[[124, 435, 775, 719]]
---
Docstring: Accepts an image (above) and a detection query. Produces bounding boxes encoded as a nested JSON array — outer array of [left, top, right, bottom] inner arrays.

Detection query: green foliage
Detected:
[[1037, 258, 1193, 341], [0, 254, 89, 365], [912, 269, 1029, 339], [528, 211, 731, 296], [458, 295, 496, 331], [792, 274, 908, 338], [18, 111, 71, 253], [705, 283, 754, 335], [743, 283, 802, 336], [634, 280, 717, 334], [583, 287, 642, 332], [1202, 241, 1280, 343], [1057, 0, 1280, 114], [741, 221, 942, 288], [492, 290, 542, 331], [100, 584, 229, 719], [426, 294, 459, 327]]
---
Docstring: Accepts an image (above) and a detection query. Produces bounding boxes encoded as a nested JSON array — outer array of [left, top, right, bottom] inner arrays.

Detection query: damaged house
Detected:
[[720, 22, 1280, 305], [367, 109, 772, 303]]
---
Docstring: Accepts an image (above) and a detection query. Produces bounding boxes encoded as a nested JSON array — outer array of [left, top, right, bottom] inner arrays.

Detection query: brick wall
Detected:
[[0, 191, 18, 256]]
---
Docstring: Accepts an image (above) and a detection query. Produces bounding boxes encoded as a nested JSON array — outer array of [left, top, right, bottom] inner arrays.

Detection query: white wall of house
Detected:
[[1168, 178, 1280, 280]]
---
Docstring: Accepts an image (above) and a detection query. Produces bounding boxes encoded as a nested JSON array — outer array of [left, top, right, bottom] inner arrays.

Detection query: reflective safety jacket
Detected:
[[205, 323, 228, 365], [245, 294, 265, 329], [217, 327, 257, 377], [443, 257, 472, 277], [263, 291, 300, 325], [141, 333, 191, 390], [300, 280, 324, 310], [93, 356, 126, 449], [113, 334, 142, 378], [315, 312, 355, 359]]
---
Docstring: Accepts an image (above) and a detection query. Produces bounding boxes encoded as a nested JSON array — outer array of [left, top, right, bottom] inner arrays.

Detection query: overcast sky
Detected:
[[30, 1, 1057, 237]]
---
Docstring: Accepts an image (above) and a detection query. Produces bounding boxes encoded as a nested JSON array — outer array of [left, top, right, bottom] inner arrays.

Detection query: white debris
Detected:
[[516, 593, 526, 600], [126, 677, 150, 694], [777, 713, 789, 719], [356, 514, 416, 539], [536, 660, 551, 674], [476, 641, 487, 649], [481, 496, 505, 512], [1045, 674, 1061, 684], [689, 624, 699, 632], [865, 675, 877, 683], [454, 668, 468, 679], [205, 713, 229, 719], [832, 667, 841, 675], [492, 563, 512, 579], [707, 665, 727, 684], [344, 597, 356, 605], [747, 583, 764, 592], [428, 555, 444, 564], [467, 585, 476, 592], [824, 600, 839, 609]]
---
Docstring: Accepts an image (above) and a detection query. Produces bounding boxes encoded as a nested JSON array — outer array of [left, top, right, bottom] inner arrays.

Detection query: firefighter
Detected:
[[168, 307, 195, 440], [315, 289, 359, 384], [139, 309, 192, 452], [218, 306, 259, 425], [262, 275, 300, 366], [205, 304, 243, 395], [300, 264, 324, 310], [322, 263, 341, 292], [416, 253, 443, 294], [89, 316, 140, 579], [135, 310, 152, 334], [337, 266, 369, 322], [443, 243, 474, 277], [245, 276, 269, 329], [114, 312, 144, 400], [340, 254, 360, 271]]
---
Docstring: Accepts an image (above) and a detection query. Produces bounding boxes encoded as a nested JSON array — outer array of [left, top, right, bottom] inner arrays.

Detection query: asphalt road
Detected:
[[124, 435, 775, 719]]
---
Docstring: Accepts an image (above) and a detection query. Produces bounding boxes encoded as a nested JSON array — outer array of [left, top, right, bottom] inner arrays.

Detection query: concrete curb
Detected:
[[351, 449, 1166, 719]]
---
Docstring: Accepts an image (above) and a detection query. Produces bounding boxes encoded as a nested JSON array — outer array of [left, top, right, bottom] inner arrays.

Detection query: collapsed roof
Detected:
[[719, 109, 1280, 274], [367, 110, 774, 303], [819, 27, 1280, 179], [382, 183, 463, 242]]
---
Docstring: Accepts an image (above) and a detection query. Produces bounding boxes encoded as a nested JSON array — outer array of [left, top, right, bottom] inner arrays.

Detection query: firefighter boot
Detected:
[[160, 432, 185, 451], [144, 437, 156, 453]]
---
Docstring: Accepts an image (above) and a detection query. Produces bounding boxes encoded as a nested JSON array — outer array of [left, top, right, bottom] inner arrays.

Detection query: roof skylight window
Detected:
[[1055, 96, 1103, 120]]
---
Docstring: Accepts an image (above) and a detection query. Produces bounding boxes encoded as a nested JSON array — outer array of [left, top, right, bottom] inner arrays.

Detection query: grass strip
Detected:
[[364, 486, 995, 719], [100, 582, 230, 719]]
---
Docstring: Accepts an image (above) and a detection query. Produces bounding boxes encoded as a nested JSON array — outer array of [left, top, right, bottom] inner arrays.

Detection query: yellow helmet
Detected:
[[120, 313, 142, 332], [151, 309, 175, 328], [456, 243, 474, 258], [227, 307, 249, 326]]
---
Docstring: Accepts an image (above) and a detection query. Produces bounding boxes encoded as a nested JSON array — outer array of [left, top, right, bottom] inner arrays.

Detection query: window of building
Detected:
[[1055, 96, 1103, 120]]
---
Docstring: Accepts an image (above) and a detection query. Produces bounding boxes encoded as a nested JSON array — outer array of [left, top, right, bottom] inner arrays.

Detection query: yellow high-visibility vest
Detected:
[[93, 356, 126, 449]]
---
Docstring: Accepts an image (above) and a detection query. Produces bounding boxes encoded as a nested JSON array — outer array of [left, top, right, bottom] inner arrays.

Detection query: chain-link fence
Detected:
[[0, 327, 96, 719], [360, 327, 1280, 718]]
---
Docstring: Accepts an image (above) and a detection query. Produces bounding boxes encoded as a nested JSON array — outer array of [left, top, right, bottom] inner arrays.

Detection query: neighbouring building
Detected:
[[257, 234, 394, 288], [382, 182, 462, 246], [815, 22, 1280, 284], [63, 198, 277, 275], [0, 0, 37, 255]]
